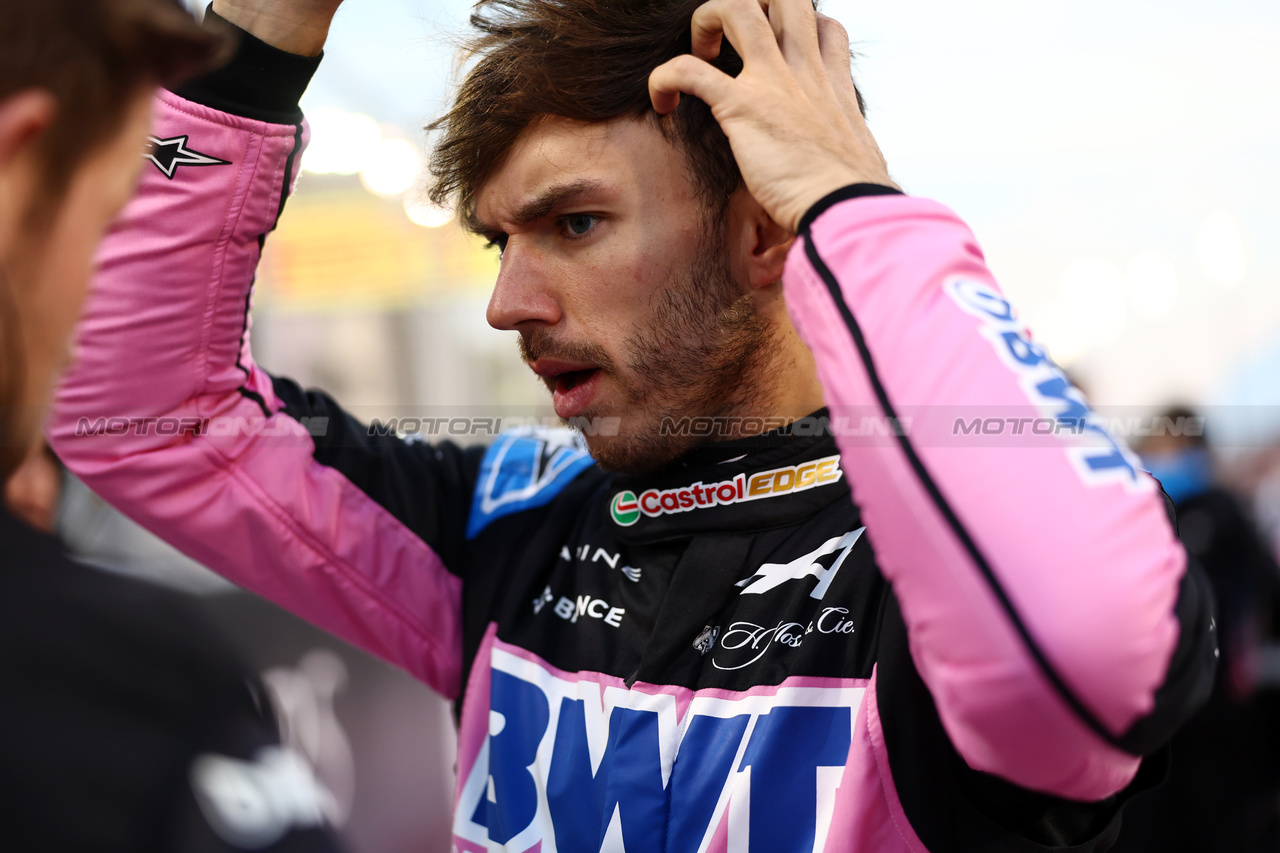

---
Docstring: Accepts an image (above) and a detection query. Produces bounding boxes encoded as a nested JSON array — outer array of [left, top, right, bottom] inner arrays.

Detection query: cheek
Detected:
[[588, 219, 701, 312]]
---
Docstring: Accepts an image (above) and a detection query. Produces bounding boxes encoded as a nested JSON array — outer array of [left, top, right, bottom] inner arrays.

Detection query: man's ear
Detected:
[[732, 189, 795, 290], [0, 90, 57, 251], [0, 90, 56, 168]]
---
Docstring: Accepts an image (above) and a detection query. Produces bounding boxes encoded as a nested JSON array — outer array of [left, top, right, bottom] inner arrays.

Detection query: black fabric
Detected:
[[796, 183, 905, 233], [876, 592, 1170, 853], [175, 7, 322, 125], [1113, 548, 1217, 754], [0, 508, 342, 852], [461, 428, 883, 695], [270, 376, 485, 576], [1113, 487, 1280, 852]]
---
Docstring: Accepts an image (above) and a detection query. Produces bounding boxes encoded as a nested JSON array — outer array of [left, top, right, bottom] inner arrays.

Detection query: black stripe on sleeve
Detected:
[[796, 184, 904, 234], [798, 218, 1128, 751], [232, 121, 304, 418]]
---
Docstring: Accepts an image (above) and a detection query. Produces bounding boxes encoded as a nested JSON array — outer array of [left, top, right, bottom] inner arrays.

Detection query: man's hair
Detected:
[[0, 0, 226, 480], [0, 0, 228, 205], [429, 0, 862, 225]]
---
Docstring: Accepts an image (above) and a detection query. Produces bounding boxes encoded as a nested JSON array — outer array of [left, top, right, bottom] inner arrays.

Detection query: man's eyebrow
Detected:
[[469, 179, 608, 236], [510, 179, 607, 226]]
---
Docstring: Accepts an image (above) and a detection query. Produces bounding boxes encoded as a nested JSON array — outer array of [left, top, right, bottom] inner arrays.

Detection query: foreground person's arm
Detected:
[[48, 13, 473, 696], [654, 0, 1215, 803]]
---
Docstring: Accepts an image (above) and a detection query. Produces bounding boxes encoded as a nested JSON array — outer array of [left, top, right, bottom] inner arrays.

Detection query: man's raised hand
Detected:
[[649, 0, 896, 232], [211, 0, 345, 56]]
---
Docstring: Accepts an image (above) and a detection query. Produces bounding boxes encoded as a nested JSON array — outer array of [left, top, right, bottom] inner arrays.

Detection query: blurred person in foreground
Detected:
[[0, 1, 342, 849], [49, 0, 1217, 849], [1114, 406, 1280, 852]]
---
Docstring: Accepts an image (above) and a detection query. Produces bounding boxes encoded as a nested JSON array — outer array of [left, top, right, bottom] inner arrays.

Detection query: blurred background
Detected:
[[44, 0, 1280, 850]]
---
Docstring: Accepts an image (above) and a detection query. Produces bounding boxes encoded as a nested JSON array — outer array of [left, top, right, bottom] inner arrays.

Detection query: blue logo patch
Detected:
[[467, 428, 597, 539]]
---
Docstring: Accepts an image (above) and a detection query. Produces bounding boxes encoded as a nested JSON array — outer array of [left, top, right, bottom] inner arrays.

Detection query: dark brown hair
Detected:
[[0, 0, 228, 206], [429, 0, 813, 225], [0, 0, 227, 480]]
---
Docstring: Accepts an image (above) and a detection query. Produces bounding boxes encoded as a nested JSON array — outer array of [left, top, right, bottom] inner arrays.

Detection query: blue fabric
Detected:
[[468, 430, 596, 539], [1141, 448, 1214, 505]]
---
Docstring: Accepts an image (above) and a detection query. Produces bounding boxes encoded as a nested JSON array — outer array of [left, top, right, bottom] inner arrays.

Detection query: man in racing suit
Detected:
[[49, 0, 1216, 850]]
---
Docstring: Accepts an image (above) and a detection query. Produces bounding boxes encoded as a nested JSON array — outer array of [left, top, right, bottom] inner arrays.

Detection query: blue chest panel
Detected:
[[468, 428, 597, 539]]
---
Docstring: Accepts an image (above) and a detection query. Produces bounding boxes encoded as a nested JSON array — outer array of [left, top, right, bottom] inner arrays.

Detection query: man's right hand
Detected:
[[211, 0, 344, 56]]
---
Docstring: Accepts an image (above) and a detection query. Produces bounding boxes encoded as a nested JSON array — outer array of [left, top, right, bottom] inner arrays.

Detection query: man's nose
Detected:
[[485, 242, 562, 331]]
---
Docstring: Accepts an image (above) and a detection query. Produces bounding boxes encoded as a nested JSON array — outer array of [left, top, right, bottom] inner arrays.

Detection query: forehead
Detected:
[[473, 115, 698, 228]]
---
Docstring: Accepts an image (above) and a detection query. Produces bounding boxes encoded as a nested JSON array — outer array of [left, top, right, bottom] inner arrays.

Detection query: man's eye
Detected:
[[563, 214, 597, 237], [484, 234, 508, 257]]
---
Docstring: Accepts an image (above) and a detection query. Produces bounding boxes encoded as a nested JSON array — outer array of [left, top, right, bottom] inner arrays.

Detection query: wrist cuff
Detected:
[[797, 184, 904, 235], [174, 5, 322, 125]]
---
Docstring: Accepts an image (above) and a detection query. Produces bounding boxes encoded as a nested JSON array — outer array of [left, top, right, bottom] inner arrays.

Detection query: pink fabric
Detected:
[[821, 669, 927, 853], [48, 90, 462, 697], [783, 195, 1185, 799]]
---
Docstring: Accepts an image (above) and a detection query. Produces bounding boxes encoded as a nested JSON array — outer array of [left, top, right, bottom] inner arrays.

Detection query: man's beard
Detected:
[[520, 221, 779, 475]]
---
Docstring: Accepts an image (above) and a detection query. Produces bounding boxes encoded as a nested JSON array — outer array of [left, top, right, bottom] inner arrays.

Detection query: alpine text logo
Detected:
[[609, 455, 843, 526]]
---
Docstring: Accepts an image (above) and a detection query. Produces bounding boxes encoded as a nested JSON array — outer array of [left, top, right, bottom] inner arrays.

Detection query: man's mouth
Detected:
[[554, 368, 597, 393], [530, 359, 604, 419]]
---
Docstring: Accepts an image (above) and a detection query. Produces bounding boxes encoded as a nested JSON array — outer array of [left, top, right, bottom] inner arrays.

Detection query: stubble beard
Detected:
[[522, 221, 780, 475]]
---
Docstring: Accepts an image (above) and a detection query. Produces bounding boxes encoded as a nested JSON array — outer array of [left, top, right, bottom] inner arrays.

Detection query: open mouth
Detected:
[[555, 368, 598, 394], [527, 357, 605, 418]]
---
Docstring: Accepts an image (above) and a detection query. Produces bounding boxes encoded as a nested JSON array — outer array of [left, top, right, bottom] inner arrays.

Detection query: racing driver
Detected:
[[50, 0, 1217, 850]]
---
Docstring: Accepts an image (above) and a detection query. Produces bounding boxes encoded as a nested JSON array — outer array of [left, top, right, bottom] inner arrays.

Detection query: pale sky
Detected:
[[288, 0, 1280, 442]]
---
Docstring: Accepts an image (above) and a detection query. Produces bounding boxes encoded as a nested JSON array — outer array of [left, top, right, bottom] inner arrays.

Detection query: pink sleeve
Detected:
[[784, 192, 1188, 800], [48, 90, 463, 698]]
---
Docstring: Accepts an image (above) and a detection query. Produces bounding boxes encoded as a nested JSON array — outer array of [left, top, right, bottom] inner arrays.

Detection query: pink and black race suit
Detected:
[[51, 20, 1215, 853]]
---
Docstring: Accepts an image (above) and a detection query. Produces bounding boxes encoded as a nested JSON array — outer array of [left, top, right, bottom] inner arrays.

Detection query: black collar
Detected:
[[607, 411, 851, 543]]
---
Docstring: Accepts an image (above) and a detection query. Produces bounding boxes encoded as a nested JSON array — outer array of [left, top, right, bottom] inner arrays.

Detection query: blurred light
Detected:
[[1034, 258, 1127, 364], [404, 196, 453, 228], [1197, 210, 1247, 288], [1126, 250, 1178, 322], [359, 138, 422, 197], [303, 108, 382, 175]]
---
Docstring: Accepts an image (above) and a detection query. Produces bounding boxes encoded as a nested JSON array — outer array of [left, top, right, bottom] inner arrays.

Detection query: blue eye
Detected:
[[563, 214, 597, 237]]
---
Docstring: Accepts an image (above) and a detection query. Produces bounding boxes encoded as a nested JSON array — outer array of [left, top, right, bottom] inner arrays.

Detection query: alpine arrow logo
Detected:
[[737, 527, 866, 599], [143, 135, 230, 179]]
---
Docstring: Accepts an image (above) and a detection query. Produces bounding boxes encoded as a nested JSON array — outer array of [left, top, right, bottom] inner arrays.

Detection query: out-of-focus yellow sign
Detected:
[[257, 177, 499, 311]]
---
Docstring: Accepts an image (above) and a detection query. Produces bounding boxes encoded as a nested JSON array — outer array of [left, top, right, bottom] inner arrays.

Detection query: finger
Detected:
[[766, 0, 821, 71], [816, 14, 863, 124], [690, 0, 785, 68], [649, 54, 736, 115], [815, 13, 852, 77]]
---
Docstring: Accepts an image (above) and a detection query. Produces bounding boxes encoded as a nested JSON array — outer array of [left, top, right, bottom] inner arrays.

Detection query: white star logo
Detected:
[[143, 135, 230, 179]]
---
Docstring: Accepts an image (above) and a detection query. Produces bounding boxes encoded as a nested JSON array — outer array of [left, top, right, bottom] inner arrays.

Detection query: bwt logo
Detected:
[[610, 456, 843, 526], [453, 647, 864, 853], [945, 278, 1147, 490]]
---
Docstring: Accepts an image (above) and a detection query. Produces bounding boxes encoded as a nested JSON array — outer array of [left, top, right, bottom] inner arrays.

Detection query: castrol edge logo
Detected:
[[610, 455, 843, 526]]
